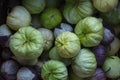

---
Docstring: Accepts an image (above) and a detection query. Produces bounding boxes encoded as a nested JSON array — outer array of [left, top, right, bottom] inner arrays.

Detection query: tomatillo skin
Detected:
[[9, 26, 44, 65]]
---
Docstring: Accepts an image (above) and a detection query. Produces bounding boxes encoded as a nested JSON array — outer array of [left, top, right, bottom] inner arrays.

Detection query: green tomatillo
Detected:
[[102, 56, 120, 79], [71, 48, 97, 78], [9, 26, 44, 65], [41, 60, 68, 80], [40, 7, 62, 29]]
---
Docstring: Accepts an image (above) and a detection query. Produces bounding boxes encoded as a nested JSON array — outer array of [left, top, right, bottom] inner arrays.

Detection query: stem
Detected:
[[105, 67, 111, 73]]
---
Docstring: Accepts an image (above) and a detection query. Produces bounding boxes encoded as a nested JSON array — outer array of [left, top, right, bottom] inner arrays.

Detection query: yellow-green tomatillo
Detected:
[[74, 17, 104, 47], [9, 26, 44, 65], [55, 31, 81, 58], [93, 0, 118, 12]]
